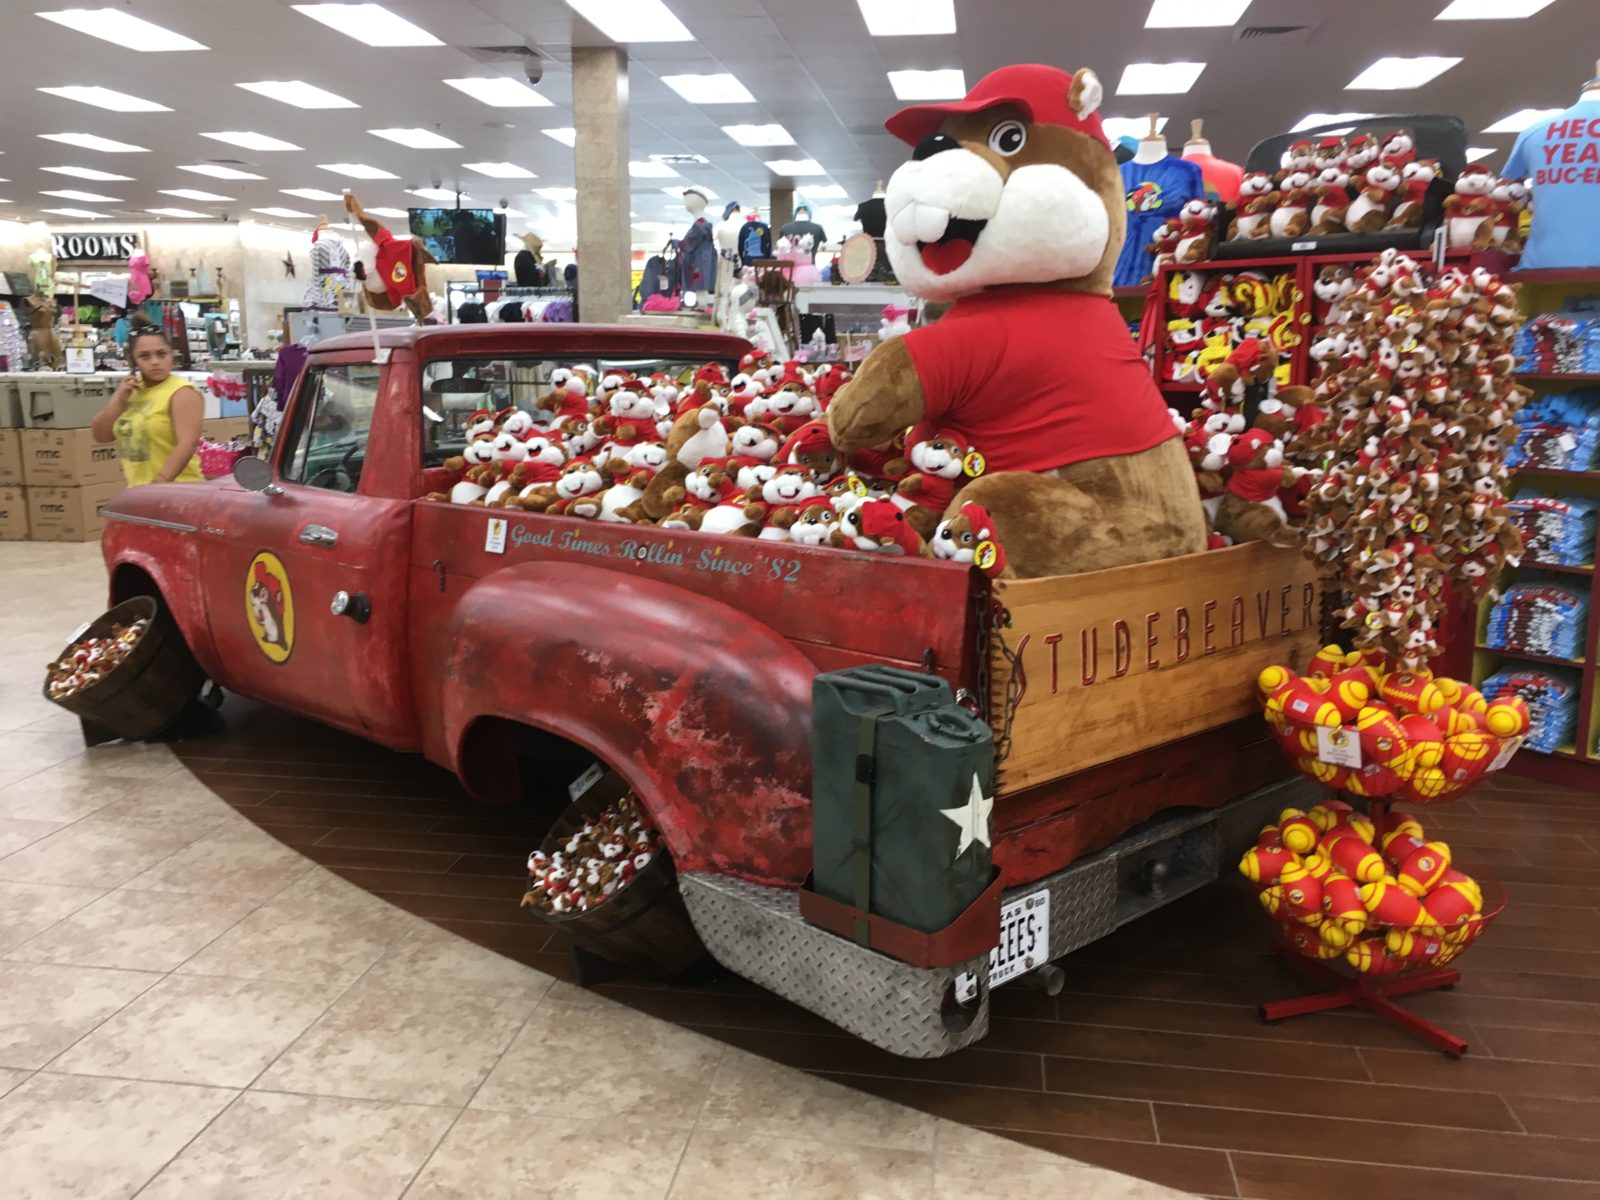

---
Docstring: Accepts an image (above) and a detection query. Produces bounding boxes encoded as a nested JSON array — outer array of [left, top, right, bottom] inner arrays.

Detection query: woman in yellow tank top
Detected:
[[91, 327, 204, 486]]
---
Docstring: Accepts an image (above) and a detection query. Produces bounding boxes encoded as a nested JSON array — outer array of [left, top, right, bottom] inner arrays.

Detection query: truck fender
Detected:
[[101, 530, 221, 682], [440, 560, 814, 887]]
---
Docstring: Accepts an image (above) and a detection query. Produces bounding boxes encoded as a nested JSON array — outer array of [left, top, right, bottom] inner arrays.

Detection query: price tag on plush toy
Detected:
[[974, 540, 999, 572], [962, 451, 986, 478], [1411, 514, 1429, 533], [1489, 735, 1523, 772], [848, 475, 868, 497], [1316, 726, 1362, 768]]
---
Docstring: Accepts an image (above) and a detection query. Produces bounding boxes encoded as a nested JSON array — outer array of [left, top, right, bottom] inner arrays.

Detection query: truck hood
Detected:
[[103, 478, 229, 531]]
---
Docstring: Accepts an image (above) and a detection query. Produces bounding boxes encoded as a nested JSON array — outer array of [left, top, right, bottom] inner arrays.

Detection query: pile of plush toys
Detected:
[[1222, 131, 1528, 252], [45, 618, 149, 701], [1162, 268, 1301, 384], [1259, 645, 1529, 803], [1239, 799, 1497, 975], [430, 353, 1004, 566], [521, 793, 662, 917]]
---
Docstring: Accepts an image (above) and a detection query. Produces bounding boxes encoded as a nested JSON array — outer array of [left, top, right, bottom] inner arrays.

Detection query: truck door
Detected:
[[200, 358, 417, 747]]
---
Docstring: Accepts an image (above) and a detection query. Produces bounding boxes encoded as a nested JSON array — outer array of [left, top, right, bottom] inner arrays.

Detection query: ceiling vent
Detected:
[[1234, 24, 1315, 44], [208, 158, 249, 165], [652, 153, 708, 166]]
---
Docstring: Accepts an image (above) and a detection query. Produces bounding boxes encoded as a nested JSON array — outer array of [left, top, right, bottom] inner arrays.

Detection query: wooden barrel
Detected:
[[525, 779, 708, 979], [43, 596, 205, 742]]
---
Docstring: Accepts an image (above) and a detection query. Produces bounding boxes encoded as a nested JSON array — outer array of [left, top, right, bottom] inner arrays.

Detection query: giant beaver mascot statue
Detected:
[[827, 64, 1206, 578]]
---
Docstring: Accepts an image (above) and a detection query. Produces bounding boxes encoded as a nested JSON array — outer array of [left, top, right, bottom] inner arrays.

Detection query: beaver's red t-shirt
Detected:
[[902, 287, 1177, 474], [370, 226, 414, 306]]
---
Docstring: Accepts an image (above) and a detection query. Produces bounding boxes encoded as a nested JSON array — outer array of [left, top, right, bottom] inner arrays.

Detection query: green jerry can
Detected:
[[811, 665, 996, 937]]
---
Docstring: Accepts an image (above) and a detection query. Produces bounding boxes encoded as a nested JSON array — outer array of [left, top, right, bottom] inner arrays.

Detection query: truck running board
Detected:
[[679, 775, 1321, 1058]]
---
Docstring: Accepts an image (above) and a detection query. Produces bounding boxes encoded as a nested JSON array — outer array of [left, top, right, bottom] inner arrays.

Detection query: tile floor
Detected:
[[0, 540, 1186, 1198]]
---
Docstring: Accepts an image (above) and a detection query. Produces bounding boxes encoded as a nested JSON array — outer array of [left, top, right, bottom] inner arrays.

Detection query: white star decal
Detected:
[[940, 774, 993, 862]]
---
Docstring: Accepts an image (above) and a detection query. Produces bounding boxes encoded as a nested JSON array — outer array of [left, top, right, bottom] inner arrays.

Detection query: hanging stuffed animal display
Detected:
[[344, 191, 436, 323]]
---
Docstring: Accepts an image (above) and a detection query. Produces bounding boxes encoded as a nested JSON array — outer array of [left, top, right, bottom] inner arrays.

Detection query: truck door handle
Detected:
[[299, 524, 338, 548]]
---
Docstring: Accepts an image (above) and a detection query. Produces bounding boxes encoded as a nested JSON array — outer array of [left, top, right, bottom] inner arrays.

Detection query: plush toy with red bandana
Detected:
[[931, 501, 1008, 576]]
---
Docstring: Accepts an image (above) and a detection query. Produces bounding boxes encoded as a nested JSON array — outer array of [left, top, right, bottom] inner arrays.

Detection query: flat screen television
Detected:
[[407, 207, 506, 264]]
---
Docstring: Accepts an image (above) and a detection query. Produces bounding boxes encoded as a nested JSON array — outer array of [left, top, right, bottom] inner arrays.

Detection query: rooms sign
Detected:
[[51, 231, 142, 264]]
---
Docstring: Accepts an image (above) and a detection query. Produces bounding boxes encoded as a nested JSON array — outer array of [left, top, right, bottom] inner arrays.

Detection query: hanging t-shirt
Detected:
[[1505, 98, 1600, 270], [899, 286, 1178, 474], [1182, 149, 1244, 204], [1115, 155, 1205, 288]]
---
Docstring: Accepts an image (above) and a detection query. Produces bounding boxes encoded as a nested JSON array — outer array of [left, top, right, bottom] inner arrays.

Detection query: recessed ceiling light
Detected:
[[147, 207, 210, 218], [282, 187, 345, 201], [630, 160, 680, 178], [1484, 107, 1564, 133], [855, 0, 956, 36], [40, 189, 118, 202], [723, 123, 795, 146], [42, 165, 133, 181], [291, 4, 442, 46], [161, 188, 232, 201], [799, 183, 848, 199], [1465, 146, 1499, 162], [408, 187, 472, 202], [39, 132, 146, 153], [179, 164, 266, 180], [1116, 62, 1207, 95], [1347, 56, 1461, 90], [1289, 112, 1376, 132], [765, 158, 826, 176], [369, 127, 461, 149], [1101, 116, 1170, 140], [661, 74, 755, 104], [1144, 0, 1251, 27], [36, 8, 206, 51], [1437, 0, 1556, 18], [562, 0, 692, 42], [542, 127, 578, 147], [252, 206, 314, 218], [42, 207, 109, 218], [37, 85, 170, 112], [535, 186, 578, 200], [887, 69, 966, 100], [318, 162, 398, 179], [463, 162, 536, 179], [201, 131, 302, 151], [238, 81, 358, 109], [663, 185, 719, 200], [365, 206, 409, 217], [443, 77, 552, 108]]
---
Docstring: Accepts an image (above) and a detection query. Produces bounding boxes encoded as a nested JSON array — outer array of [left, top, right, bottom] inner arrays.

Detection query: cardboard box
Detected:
[[25, 481, 124, 542], [18, 374, 113, 428], [0, 486, 27, 540], [203, 417, 250, 441], [21, 428, 123, 487], [0, 429, 22, 486], [0, 377, 22, 427]]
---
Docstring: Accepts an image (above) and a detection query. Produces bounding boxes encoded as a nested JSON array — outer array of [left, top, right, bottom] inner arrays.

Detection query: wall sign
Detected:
[[51, 231, 142, 264]]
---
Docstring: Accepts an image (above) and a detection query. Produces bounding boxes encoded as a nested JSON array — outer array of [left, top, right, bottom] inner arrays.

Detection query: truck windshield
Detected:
[[419, 355, 731, 466]]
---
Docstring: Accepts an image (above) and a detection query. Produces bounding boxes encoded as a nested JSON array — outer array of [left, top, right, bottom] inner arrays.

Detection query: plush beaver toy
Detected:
[[825, 64, 1205, 578]]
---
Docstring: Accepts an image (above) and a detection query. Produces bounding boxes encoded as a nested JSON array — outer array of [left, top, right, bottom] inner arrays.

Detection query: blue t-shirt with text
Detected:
[[1505, 98, 1600, 270]]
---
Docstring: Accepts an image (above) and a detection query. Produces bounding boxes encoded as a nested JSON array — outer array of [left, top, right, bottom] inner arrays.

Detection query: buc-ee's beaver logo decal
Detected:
[[245, 552, 295, 663]]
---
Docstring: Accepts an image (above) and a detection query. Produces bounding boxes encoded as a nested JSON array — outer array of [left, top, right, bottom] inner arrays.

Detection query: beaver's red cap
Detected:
[[886, 64, 1108, 150]]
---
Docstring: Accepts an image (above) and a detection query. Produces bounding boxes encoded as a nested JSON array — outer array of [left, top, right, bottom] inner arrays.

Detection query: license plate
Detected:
[[989, 888, 1049, 987]]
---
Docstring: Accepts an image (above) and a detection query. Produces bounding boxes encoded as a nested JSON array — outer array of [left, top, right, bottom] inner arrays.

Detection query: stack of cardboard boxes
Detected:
[[0, 375, 246, 542]]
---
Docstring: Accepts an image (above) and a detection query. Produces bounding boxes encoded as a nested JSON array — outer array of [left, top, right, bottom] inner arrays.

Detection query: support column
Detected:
[[572, 46, 631, 323], [769, 184, 794, 235]]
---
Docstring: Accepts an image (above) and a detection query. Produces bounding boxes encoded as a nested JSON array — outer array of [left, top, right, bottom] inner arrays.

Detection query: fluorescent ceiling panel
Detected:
[[201, 131, 301, 151], [1289, 111, 1375, 132], [629, 160, 680, 178], [1101, 116, 1170, 140], [42, 207, 107, 218], [887, 69, 966, 100], [1145, 0, 1251, 26], [291, 4, 442, 46], [40, 189, 118, 201], [408, 187, 473, 201], [282, 187, 345, 201], [147, 207, 209, 218], [765, 158, 825, 175], [370, 127, 460, 149], [563, 0, 692, 42], [318, 162, 397, 179], [1116, 62, 1207, 95], [799, 183, 848, 199], [252, 207, 314, 218], [1484, 107, 1564, 133], [36, 8, 206, 51], [443, 77, 553, 107], [39, 132, 146, 152], [1437, 0, 1556, 17], [43, 165, 132, 181], [535, 187, 578, 200], [238, 81, 358, 109], [365, 206, 408, 217], [723, 123, 794, 146], [161, 188, 232, 201], [38, 85, 169, 112], [1465, 146, 1498, 162], [542, 127, 578, 146], [463, 162, 536, 178], [661, 74, 754, 104], [1347, 56, 1460, 89], [855, 0, 956, 36], [179, 164, 266, 180]]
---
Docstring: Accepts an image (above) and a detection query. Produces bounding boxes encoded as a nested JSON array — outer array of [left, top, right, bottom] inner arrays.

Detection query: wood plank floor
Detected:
[[172, 699, 1600, 1200]]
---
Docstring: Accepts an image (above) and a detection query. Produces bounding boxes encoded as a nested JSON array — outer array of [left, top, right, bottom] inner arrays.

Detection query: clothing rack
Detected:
[[447, 282, 576, 324]]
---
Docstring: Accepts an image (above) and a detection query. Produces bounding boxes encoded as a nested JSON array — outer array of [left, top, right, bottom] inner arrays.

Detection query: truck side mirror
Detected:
[[233, 455, 281, 496]]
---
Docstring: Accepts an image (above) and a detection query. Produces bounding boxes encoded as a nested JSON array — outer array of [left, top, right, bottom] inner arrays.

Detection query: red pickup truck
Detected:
[[101, 323, 1320, 1056]]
